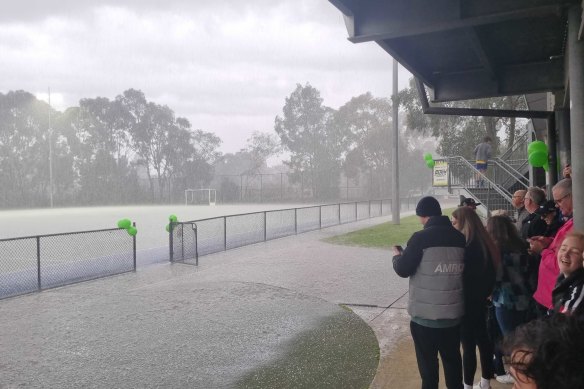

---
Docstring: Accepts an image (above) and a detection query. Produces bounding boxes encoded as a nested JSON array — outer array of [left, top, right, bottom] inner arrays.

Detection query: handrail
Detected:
[[441, 156, 513, 203], [492, 158, 529, 189], [499, 130, 530, 161]]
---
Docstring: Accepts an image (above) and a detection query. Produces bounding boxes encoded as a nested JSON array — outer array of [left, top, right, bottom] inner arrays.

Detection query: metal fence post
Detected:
[[264, 211, 267, 241], [169, 222, 174, 263], [132, 222, 137, 270], [194, 224, 199, 266], [354, 202, 357, 221], [319, 206, 322, 229], [224, 216, 227, 250], [294, 208, 298, 234], [36, 236, 41, 291], [338, 203, 341, 224]]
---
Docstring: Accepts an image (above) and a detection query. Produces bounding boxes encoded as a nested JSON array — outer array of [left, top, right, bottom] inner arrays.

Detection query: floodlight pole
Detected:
[[392, 59, 400, 224], [48, 87, 54, 208]]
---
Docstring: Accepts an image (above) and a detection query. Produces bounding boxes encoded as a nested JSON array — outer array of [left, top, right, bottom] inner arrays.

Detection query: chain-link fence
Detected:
[[169, 199, 394, 265], [0, 228, 136, 299]]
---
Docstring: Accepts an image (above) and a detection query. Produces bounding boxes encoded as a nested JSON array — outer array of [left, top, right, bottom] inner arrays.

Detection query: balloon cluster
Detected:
[[117, 218, 137, 236], [165, 214, 178, 232], [527, 141, 549, 171], [423, 153, 435, 169]]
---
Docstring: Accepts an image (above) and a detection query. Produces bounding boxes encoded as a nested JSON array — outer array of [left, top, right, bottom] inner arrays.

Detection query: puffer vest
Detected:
[[408, 246, 465, 320]]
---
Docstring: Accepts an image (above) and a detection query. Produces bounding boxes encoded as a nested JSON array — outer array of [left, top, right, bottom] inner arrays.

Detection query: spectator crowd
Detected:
[[392, 176, 584, 389]]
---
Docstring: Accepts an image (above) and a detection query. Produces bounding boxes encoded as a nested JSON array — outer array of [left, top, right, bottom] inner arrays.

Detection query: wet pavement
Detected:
[[0, 214, 415, 388]]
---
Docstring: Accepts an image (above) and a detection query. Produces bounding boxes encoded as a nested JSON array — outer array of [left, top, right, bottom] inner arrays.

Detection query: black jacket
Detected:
[[552, 268, 584, 317], [393, 216, 466, 278], [520, 213, 547, 241], [463, 237, 496, 313]]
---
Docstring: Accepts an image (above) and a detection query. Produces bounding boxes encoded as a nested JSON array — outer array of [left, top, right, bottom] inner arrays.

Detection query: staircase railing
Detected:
[[491, 158, 529, 190], [442, 156, 513, 202]]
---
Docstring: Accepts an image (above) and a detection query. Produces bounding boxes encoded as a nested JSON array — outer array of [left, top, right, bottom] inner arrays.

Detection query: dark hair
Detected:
[[486, 215, 525, 252], [452, 207, 500, 267], [503, 314, 584, 389], [484, 136, 492, 143]]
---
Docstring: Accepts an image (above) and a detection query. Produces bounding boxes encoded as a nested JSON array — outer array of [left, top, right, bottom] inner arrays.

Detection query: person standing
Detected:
[[520, 187, 547, 240], [393, 196, 466, 389], [531, 179, 574, 312], [473, 136, 492, 187], [511, 190, 528, 231], [452, 207, 499, 389]]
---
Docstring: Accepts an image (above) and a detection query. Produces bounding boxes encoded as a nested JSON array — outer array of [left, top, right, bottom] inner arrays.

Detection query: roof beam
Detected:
[[430, 59, 565, 102], [341, 1, 565, 43], [465, 28, 498, 81], [415, 79, 553, 119]]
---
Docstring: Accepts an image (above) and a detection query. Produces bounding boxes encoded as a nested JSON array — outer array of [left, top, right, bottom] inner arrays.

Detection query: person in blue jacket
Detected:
[[393, 196, 466, 389]]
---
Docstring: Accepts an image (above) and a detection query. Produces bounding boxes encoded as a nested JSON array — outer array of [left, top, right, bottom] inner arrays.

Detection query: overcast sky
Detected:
[[1, 0, 412, 153]]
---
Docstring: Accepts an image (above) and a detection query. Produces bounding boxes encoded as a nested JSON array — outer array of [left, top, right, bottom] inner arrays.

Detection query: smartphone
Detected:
[[395, 245, 403, 253]]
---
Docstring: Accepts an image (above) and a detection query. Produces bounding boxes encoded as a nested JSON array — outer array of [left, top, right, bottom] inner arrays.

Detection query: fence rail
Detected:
[[169, 199, 398, 264], [0, 227, 136, 300]]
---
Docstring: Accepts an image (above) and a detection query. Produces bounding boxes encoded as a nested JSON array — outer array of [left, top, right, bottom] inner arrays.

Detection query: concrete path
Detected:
[[0, 213, 447, 388]]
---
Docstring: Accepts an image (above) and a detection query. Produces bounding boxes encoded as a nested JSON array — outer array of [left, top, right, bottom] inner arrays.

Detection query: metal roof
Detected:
[[329, 0, 580, 103]]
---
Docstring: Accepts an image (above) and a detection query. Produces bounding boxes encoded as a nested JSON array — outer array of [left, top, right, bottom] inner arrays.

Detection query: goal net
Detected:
[[185, 188, 217, 206]]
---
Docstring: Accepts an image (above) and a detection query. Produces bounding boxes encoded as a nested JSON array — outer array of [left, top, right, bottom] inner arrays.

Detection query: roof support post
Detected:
[[568, 4, 584, 229]]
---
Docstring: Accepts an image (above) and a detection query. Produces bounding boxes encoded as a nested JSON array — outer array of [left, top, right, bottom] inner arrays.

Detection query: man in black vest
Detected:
[[393, 196, 466, 389]]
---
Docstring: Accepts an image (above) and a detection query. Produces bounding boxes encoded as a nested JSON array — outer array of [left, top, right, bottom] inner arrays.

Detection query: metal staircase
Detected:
[[440, 129, 533, 215]]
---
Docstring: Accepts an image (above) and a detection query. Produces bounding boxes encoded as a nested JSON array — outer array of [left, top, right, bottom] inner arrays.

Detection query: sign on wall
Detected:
[[432, 160, 448, 187]]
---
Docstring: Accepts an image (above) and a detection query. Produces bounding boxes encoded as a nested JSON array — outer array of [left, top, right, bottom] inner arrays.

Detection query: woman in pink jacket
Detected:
[[530, 179, 573, 311]]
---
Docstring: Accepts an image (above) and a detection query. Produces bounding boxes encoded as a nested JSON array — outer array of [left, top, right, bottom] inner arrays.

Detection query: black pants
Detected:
[[410, 321, 463, 389], [460, 307, 495, 385]]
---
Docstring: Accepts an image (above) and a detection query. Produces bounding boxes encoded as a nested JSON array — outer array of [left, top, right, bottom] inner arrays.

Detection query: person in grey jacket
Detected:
[[474, 136, 492, 187], [393, 196, 467, 389]]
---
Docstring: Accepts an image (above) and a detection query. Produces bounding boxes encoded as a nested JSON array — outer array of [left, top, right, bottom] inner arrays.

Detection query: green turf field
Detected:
[[323, 208, 455, 249]]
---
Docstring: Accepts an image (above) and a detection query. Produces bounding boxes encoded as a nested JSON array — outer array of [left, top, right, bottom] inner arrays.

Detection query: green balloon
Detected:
[[528, 150, 548, 167], [426, 159, 436, 169], [169, 214, 178, 222], [423, 153, 433, 161], [117, 218, 132, 229], [527, 141, 548, 155], [165, 224, 170, 232], [543, 162, 549, 172], [127, 226, 138, 236]]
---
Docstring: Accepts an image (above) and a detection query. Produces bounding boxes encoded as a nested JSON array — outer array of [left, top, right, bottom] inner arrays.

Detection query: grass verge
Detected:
[[322, 208, 455, 249]]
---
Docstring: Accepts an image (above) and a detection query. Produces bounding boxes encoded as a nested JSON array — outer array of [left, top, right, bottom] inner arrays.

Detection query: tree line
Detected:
[[1, 80, 521, 209]]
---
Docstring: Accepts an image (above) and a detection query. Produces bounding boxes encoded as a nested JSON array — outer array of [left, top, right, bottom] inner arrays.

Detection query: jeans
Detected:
[[493, 307, 528, 375], [495, 306, 527, 335], [410, 321, 463, 389]]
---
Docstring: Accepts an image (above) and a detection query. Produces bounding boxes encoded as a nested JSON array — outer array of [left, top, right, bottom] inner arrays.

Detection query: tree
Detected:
[[398, 78, 528, 159], [335, 92, 431, 197], [275, 83, 348, 200]]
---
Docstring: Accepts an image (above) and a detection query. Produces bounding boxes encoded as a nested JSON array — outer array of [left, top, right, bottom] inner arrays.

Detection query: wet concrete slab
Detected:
[[0, 216, 406, 388]]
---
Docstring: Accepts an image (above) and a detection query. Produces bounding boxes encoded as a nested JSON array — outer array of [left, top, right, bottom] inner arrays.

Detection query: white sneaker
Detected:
[[472, 380, 491, 389], [495, 373, 515, 384]]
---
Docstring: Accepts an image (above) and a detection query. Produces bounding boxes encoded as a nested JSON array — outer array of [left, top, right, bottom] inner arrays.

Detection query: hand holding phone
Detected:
[[392, 245, 403, 256]]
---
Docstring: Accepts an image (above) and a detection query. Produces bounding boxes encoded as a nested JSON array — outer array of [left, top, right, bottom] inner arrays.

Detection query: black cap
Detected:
[[416, 196, 442, 217], [460, 197, 481, 207], [535, 200, 557, 216]]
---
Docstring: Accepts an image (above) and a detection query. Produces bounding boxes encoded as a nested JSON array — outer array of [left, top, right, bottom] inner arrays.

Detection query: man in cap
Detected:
[[460, 196, 480, 211], [393, 196, 466, 389], [534, 200, 563, 238]]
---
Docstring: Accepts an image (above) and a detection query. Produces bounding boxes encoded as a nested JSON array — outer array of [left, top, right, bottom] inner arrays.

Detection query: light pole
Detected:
[[392, 59, 400, 224], [48, 87, 54, 208]]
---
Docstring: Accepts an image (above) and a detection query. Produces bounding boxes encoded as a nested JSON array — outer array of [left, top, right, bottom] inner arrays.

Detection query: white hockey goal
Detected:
[[185, 188, 216, 206]]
